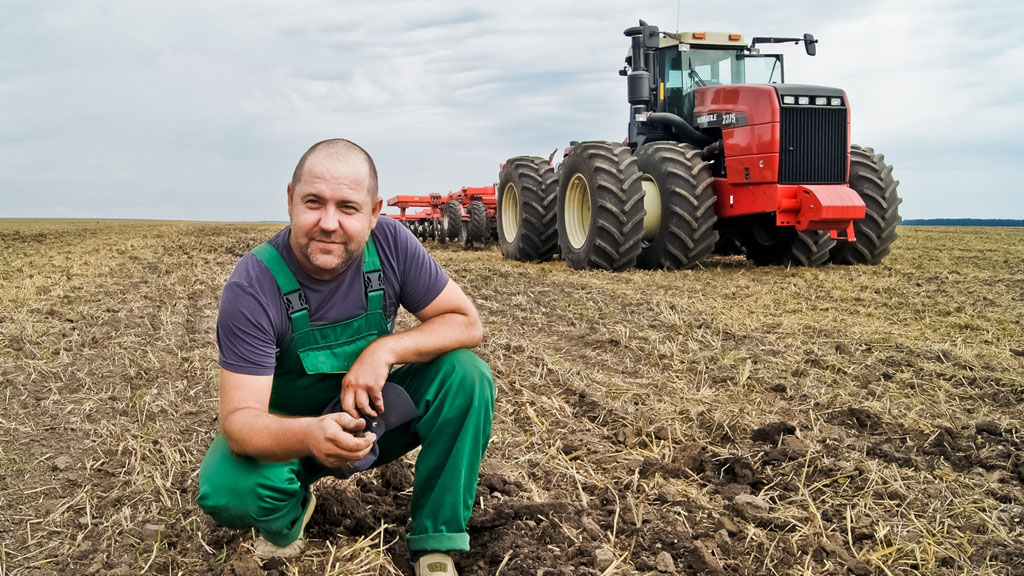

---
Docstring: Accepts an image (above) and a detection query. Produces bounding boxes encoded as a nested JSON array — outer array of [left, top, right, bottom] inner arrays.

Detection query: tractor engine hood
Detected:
[[700, 83, 861, 239], [692, 84, 848, 129]]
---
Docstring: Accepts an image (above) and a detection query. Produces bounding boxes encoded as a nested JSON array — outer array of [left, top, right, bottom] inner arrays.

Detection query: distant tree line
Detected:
[[902, 219, 1024, 227]]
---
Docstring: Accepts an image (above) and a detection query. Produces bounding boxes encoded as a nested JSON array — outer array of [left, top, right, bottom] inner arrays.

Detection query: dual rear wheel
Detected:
[[556, 142, 644, 271], [499, 141, 796, 271]]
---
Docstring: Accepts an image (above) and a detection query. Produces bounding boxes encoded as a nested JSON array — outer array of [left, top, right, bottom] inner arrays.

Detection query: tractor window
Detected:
[[742, 54, 784, 84], [661, 47, 744, 121]]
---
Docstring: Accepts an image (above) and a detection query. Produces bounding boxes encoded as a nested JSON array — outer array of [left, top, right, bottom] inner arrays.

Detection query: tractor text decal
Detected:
[[695, 112, 749, 129]]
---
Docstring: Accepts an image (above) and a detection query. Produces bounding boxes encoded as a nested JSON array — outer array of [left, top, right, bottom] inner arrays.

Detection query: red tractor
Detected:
[[498, 20, 901, 270]]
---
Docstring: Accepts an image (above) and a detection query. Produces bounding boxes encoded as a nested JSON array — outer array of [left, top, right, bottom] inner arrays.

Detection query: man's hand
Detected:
[[341, 341, 393, 419], [219, 368, 378, 462], [339, 280, 482, 421], [308, 412, 376, 468]]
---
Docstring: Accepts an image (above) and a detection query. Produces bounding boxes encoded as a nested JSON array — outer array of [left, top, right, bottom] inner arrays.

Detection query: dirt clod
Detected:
[[593, 548, 616, 572], [764, 435, 810, 464], [732, 494, 769, 521], [655, 550, 676, 573], [715, 516, 740, 536], [689, 541, 725, 575], [751, 421, 796, 444], [975, 420, 1003, 436], [221, 558, 262, 576], [581, 517, 603, 540], [54, 455, 74, 470]]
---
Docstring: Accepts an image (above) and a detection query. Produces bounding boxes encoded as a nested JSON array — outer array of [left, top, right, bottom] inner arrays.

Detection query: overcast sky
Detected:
[[2, 0, 1020, 220]]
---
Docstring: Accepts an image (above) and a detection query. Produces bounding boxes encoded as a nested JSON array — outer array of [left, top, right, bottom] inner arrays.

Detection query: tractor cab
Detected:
[[660, 37, 784, 123], [624, 23, 817, 148]]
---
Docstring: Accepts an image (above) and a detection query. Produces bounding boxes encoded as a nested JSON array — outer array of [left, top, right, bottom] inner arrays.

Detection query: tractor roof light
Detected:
[[693, 32, 706, 40], [729, 34, 742, 41], [797, 96, 810, 105], [782, 95, 796, 105], [814, 96, 828, 106], [830, 97, 843, 106]]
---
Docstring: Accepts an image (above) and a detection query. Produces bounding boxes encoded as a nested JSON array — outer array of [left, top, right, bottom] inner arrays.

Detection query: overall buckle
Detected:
[[364, 271, 384, 293], [282, 289, 308, 315]]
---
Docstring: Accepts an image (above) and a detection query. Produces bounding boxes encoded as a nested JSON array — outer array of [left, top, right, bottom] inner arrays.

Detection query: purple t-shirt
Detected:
[[217, 216, 449, 376]]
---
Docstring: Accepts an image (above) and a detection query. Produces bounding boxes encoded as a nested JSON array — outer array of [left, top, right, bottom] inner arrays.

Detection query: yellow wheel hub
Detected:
[[565, 173, 591, 249], [501, 182, 520, 242], [641, 174, 661, 244]]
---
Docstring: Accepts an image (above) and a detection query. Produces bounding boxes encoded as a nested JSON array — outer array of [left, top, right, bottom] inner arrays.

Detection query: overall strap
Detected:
[[251, 243, 311, 333], [363, 233, 385, 314]]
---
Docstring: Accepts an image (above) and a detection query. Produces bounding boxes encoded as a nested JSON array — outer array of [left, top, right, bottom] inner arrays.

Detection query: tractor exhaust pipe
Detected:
[[646, 112, 715, 148]]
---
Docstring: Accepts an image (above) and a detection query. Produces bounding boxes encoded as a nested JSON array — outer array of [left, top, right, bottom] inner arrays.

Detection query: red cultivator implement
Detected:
[[386, 186, 497, 248]]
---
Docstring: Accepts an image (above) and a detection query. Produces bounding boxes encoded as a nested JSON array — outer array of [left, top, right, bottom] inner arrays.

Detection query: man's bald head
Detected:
[[290, 139, 379, 199]]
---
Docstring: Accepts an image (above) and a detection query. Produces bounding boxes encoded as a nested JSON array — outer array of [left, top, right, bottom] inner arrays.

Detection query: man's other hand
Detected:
[[341, 342, 392, 419], [308, 412, 376, 468]]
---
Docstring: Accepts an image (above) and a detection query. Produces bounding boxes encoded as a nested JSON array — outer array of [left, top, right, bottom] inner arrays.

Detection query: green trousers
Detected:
[[197, 349, 494, 552]]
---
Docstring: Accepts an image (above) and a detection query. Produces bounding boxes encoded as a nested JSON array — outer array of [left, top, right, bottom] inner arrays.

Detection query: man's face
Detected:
[[286, 154, 383, 280]]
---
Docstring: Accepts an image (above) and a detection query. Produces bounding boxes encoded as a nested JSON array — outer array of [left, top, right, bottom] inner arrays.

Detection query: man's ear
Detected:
[[369, 197, 384, 228], [287, 183, 294, 218]]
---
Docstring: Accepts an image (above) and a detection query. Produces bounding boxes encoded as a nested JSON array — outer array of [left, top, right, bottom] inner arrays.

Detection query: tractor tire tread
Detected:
[[467, 199, 489, 246], [636, 142, 719, 270], [557, 141, 644, 271], [498, 156, 559, 261], [443, 200, 462, 243], [829, 144, 902, 265]]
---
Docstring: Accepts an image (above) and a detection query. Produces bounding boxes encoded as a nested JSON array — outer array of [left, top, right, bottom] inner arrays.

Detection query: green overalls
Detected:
[[197, 234, 495, 553]]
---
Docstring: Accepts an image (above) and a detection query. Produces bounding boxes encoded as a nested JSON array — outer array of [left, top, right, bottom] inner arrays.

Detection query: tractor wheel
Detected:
[[635, 142, 718, 270], [713, 228, 745, 256], [444, 200, 462, 244], [829, 145, 902, 265], [740, 215, 835, 267], [556, 141, 644, 271], [467, 199, 489, 246], [497, 156, 558, 261]]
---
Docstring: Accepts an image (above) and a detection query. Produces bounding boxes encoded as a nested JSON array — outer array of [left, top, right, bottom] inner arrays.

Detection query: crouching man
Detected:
[[197, 139, 494, 576]]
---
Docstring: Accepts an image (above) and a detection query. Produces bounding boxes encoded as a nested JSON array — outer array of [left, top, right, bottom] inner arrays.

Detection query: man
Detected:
[[197, 139, 494, 576]]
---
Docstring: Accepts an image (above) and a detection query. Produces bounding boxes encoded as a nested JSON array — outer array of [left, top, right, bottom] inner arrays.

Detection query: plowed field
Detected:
[[1, 220, 1022, 575]]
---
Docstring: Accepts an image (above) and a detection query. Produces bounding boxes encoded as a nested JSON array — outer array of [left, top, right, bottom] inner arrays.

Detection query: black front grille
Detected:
[[778, 106, 847, 184]]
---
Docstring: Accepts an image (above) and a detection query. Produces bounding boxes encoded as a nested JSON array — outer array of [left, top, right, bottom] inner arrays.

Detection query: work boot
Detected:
[[253, 492, 316, 559], [413, 552, 457, 576]]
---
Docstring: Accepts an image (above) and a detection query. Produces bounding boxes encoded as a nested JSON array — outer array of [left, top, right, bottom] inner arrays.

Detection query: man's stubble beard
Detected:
[[300, 236, 360, 277]]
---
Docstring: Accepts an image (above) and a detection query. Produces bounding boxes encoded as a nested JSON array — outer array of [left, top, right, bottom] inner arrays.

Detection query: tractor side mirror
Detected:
[[803, 33, 817, 56]]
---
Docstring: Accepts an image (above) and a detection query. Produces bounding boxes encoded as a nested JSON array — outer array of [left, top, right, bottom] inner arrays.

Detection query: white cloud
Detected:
[[0, 0, 1019, 220]]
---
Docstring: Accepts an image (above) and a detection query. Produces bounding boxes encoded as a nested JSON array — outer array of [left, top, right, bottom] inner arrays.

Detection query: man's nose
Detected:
[[318, 206, 341, 232]]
